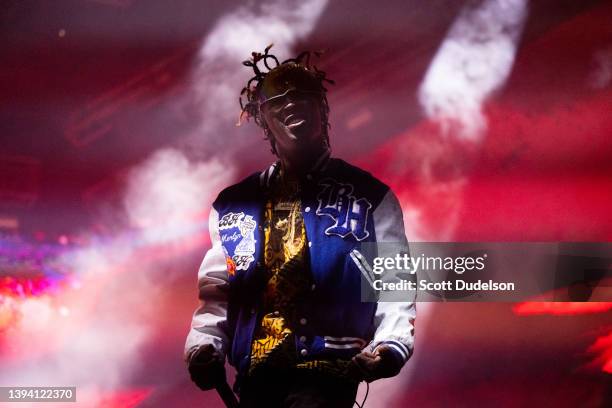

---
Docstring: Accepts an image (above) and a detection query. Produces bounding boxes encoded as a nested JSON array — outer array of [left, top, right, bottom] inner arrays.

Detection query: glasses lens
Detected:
[[260, 90, 320, 113], [259, 65, 322, 104]]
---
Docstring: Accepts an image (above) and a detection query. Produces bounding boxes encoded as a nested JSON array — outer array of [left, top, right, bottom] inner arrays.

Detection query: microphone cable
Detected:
[[354, 382, 369, 408]]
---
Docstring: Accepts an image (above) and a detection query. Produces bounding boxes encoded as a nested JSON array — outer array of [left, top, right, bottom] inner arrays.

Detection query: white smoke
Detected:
[[0, 153, 231, 405], [124, 148, 230, 244], [188, 0, 328, 151], [418, 0, 528, 141], [201, 0, 328, 61]]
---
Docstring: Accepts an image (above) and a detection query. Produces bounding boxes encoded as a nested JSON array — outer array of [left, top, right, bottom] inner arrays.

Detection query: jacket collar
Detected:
[[259, 148, 331, 188]]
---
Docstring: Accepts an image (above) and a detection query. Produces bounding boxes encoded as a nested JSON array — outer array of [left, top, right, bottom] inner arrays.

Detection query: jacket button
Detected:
[[311, 284, 316, 291], [299, 335, 307, 343], [299, 318, 307, 325], [304, 206, 311, 213], [300, 349, 308, 356]]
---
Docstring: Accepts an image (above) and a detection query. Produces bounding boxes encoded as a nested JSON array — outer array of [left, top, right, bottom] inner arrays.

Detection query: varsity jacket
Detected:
[[184, 156, 416, 389]]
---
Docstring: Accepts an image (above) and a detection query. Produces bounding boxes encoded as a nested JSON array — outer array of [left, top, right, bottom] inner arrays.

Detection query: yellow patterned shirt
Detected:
[[248, 176, 357, 382]]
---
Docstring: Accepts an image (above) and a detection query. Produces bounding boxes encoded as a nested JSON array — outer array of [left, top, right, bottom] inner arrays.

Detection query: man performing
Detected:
[[185, 45, 415, 407]]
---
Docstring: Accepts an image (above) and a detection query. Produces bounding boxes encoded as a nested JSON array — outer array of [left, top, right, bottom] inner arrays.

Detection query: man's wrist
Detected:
[[374, 340, 411, 366], [188, 344, 224, 365]]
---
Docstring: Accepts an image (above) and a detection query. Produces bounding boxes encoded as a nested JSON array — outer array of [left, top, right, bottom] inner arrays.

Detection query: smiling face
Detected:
[[261, 90, 324, 155], [258, 64, 327, 165]]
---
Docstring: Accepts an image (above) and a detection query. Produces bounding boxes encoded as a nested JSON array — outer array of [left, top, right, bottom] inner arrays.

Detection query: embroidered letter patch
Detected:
[[316, 178, 372, 241]]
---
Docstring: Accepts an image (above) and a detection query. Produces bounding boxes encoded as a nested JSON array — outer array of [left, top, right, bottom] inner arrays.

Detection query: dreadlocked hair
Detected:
[[238, 44, 335, 155]]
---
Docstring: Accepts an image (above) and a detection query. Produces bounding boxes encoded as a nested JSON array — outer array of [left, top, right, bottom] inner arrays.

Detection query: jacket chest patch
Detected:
[[219, 211, 257, 271], [316, 178, 372, 241]]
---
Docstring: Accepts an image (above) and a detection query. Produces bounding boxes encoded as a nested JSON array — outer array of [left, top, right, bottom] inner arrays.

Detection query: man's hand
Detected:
[[188, 344, 226, 391], [351, 345, 403, 383]]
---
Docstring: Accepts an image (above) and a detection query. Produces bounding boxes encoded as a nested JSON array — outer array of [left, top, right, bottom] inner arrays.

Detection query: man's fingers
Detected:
[[190, 356, 222, 367], [351, 346, 404, 383], [350, 356, 375, 383], [353, 351, 380, 374], [189, 359, 226, 391], [190, 345, 223, 368], [373, 345, 392, 357], [360, 350, 376, 359], [374, 346, 397, 366], [192, 344, 216, 360], [353, 352, 373, 367]]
